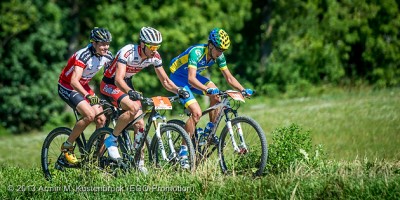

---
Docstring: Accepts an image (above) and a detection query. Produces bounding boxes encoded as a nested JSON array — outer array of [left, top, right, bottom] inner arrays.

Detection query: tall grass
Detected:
[[243, 87, 400, 161], [0, 87, 399, 199], [1, 159, 399, 199]]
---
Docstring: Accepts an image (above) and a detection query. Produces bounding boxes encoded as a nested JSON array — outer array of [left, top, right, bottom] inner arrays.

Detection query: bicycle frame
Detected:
[[110, 96, 180, 166], [197, 90, 249, 158]]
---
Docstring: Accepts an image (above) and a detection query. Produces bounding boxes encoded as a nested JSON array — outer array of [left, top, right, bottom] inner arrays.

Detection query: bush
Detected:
[[267, 123, 326, 174]]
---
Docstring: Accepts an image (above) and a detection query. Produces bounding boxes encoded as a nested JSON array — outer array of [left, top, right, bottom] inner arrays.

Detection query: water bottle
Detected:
[[196, 128, 207, 146], [204, 122, 214, 134], [134, 128, 144, 150]]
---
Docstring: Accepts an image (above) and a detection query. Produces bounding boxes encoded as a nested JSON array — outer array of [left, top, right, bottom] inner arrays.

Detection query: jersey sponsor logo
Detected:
[[198, 66, 207, 71], [58, 86, 71, 99], [195, 49, 202, 57], [126, 66, 142, 73], [102, 84, 120, 95], [78, 49, 92, 63], [124, 49, 133, 58], [65, 66, 75, 77]]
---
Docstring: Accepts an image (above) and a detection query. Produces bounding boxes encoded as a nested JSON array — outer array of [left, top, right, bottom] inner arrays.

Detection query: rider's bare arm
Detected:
[[154, 66, 180, 94], [188, 67, 209, 92], [70, 66, 90, 97], [221, 68, 245, 91], [114, 61, 131, 93]]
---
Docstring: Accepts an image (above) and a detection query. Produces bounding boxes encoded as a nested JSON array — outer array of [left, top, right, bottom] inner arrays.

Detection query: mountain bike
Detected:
[[169, 90, 268, 176], [85, 95, 196, 174], [40, 99, 116, 180]]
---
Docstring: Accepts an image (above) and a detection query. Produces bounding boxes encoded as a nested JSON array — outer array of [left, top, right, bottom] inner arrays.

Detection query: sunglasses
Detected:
[[144, 43, 161, 51], [212, 44, 224, 52]]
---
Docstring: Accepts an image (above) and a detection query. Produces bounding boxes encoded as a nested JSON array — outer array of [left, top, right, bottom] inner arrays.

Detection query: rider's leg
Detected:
[[112, 96, 141, 137], [62, 100, 96, 164], [104, 96, 141, 160], [178, 103, 201, 169], [185, 102, 202, 140], [132, 116, 148, 173], [92, 104, 106, 129], [205, 82, 220, 123]]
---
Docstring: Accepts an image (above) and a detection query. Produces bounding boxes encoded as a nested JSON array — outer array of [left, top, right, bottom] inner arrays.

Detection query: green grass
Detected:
[[242, 87, 400, 161], [0, 87, 399, 199]]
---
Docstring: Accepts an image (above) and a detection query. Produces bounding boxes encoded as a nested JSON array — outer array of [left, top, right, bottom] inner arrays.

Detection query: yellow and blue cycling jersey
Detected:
[[169, 44, 227, 75], [169, 44, 228, 107]]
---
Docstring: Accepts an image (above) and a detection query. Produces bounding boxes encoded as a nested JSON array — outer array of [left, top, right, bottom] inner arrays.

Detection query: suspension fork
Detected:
[[224, 108, 247, 152], [151, 112, 174, 161]]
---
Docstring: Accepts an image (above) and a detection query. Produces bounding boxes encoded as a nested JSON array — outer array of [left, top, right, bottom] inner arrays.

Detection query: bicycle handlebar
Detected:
[[218, 90, 252, 99], [99, 95, 180, 109], [142, 95, 180, 106]]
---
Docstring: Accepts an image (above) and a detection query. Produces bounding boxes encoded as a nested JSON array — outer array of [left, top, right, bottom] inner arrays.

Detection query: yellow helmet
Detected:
[[208, 28, 230, 50]]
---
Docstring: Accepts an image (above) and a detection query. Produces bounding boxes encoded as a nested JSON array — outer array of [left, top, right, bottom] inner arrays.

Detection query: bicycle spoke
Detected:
[[150, 124, 195, 172], [219, 116, 268, 176]]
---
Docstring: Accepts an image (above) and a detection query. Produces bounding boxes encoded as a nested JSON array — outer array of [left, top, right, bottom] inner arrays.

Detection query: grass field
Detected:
[[0, 87, 399, 199]]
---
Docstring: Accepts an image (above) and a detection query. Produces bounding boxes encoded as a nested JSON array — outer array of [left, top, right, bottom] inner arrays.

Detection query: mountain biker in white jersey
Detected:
[[58, 27, 113, 165], [100, 27, 189, 172]]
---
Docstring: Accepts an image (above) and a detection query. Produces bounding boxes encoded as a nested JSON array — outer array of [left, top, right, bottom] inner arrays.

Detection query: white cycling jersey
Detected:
[[103, 44, 162, 82]]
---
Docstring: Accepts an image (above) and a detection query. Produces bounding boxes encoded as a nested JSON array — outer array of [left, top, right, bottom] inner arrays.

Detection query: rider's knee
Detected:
[[83, 113, 95, 123], [191, 111, 201, 124], [210, 95, 220, 103], [134, 119, 145, 129], [96, 115, 106, 126], [127, 110, 138, 119]]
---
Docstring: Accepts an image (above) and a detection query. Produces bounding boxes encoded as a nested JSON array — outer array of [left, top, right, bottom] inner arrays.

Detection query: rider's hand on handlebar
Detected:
[[205, 87, 220, 95], [177, 87, 190, 99], [241, 89, 254, 97], [85, 94, 100, 106], [128, 90, 143, 101]]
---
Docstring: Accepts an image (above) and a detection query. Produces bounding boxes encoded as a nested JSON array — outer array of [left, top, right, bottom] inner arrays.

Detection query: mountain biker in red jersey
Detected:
[[169, 28, 254, 166], [100, 27, 189, 172], [58, 27, 113, 165]]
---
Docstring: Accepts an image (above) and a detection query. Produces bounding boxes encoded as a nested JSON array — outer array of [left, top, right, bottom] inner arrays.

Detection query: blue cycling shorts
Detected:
[[170, 73, 212, 108]]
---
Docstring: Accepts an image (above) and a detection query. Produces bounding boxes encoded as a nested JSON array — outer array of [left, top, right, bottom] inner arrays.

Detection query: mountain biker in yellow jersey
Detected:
[[100, 27, 189, 172], [169, 28, 254, 166], [58, 27, 113, 165]]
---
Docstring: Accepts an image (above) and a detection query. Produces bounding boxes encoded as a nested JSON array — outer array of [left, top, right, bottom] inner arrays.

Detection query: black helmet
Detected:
[[90, 27, 112, 42]]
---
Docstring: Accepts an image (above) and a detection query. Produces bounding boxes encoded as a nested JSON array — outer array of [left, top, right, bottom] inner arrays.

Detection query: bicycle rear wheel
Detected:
[[41, 127, 85, 180], [219, 116, 268, 177], [150, 123, 196, 172], [168, 119, 219, 166]]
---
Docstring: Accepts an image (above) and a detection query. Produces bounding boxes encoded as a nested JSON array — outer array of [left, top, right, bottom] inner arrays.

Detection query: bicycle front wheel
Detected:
[[219, 116, 268, 177], [41, 127, 85, 180], [150, 123, 196, 172]]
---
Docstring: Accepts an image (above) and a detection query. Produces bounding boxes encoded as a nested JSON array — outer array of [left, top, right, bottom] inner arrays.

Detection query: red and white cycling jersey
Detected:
[[103, 44, 162, 81], [58, 44, 113, 89]]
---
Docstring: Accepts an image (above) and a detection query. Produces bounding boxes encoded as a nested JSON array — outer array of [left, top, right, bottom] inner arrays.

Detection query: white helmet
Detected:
[[139, 27, 162, 44]]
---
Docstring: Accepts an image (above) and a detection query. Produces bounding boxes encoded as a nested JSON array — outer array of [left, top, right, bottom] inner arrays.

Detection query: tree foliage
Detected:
[[257, 0, 400, 96], [0, 0, 398, 133]]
